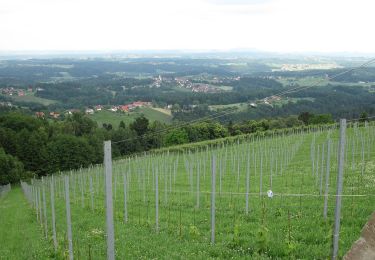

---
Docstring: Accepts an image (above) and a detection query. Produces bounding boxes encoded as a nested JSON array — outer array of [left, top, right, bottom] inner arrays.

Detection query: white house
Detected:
[[85, 108, 94, 114]]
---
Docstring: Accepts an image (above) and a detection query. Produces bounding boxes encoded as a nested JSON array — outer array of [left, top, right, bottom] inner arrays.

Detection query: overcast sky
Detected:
[[0, 0, 374, 53]]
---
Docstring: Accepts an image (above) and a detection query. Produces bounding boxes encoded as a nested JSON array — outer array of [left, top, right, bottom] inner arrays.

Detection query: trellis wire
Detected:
[[17, 121, 375, 259]]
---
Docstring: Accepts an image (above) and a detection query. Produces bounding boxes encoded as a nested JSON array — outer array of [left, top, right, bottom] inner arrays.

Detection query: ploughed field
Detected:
[[14, 123, 375, 259]]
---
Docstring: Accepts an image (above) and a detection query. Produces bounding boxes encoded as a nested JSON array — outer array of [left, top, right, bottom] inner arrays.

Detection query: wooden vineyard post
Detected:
[[332, 119, 346, 260], [42, 178, 48, 238], [89, 176, 94, 212], [211, 154, 216, 244], [323, 139, 331, 219], [155, 165, 159, 233], [104, 141, 115, 260], [50, 177, 58, 252], [245, 152, 250, 214], [123, 172, 128, 223], [64, 175, 74, 260]]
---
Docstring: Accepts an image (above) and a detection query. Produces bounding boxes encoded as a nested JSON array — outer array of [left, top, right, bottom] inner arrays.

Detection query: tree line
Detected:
[[0, 110, 337, 185]]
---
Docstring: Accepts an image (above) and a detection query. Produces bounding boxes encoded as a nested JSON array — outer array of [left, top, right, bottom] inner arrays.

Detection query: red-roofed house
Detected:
[[119, 105, 130, 112], [35, 112, 45, 118], [132, 101, 151, 107]]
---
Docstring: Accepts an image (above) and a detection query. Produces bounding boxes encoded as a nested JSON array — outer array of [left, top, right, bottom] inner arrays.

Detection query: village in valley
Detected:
[[0, 84, 164, 121], [0, 73, 235, 122], [33, 100, 155, 120]]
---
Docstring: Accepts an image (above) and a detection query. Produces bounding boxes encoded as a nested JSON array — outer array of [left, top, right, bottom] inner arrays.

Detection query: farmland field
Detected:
[[8, 122, 375, 259], [140, 107, 173, 123], [277, 76, 329, 87], [209, 103, 248, 112], [88, 107, 172, 128], [1, 92, 57, 106]]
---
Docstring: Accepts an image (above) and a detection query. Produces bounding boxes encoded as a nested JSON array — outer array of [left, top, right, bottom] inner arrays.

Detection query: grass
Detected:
[[216, 86, 233, 91], [49, 72, 76, 82], [88, 110, 140, 127], [277, 76, 329, 87], [140, 107, 172, 123], [88, 107, 172, 128], [209, 102, 248, 112], [2, 92, 57, 106], [148, 107, 172, 116], [272, 97, 316, 107], [0, 187, 54, 259], [17, 123, 375, 259]]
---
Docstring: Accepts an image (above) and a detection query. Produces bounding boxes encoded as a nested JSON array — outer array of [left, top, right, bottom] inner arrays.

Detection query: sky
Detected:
[[0, 0, 374, 53]]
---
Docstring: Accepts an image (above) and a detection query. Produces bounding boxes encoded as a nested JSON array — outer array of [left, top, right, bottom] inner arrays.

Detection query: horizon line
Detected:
[[0, 49, 374, 58]]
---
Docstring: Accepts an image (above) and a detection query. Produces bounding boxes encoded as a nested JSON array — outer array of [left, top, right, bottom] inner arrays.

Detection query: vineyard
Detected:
[[15, 121, 375, 259]]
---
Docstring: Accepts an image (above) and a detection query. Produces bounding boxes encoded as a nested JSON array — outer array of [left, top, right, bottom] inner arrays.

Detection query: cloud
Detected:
[[203, 0, 277, 16], [205, 0, 276, 5], [0, 0, 374, 53]]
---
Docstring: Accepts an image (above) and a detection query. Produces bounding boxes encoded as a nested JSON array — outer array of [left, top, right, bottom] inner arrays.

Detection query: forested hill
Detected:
[[1, 58, 375, 123]]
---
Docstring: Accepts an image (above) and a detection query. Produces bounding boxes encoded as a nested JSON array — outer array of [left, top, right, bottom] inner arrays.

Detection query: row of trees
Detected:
[[0, 110, 334, 184]]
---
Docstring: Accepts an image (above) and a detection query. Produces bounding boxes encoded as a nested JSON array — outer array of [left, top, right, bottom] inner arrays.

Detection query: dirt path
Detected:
[[344, 212, 375, 260]]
